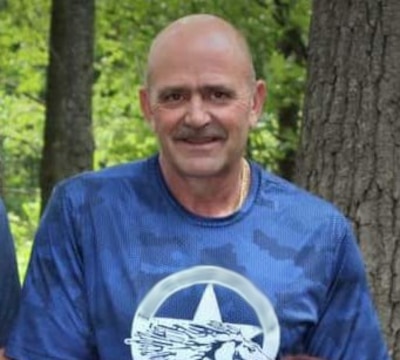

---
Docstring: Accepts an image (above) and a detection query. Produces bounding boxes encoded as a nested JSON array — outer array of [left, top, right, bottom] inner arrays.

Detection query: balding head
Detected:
[[145, 14, 256, 88]]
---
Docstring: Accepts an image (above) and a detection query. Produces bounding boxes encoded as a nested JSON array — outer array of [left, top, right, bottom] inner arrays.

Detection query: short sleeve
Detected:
[[304, 219, 390, 359], [6, 186, 97, 359], [0, 199, 20, 347]]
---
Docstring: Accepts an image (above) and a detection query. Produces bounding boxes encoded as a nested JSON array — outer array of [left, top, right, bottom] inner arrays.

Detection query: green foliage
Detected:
[[1, 0, 310, 279], [248, 114, 281, 172], [0, 0, 50, 280], [8, 197, 40, 279], [0, 0, 49, 203]]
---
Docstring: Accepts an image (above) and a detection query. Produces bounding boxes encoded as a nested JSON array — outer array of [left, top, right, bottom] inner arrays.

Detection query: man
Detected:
[[6, 14, 389, 360], [0, 199, 20, 360]]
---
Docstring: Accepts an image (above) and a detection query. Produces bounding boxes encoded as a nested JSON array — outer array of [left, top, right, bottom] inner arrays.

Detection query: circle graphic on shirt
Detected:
[[125, 266, 280, 360]]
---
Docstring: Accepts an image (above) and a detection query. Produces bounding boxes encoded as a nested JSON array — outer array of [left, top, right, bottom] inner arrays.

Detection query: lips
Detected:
[[183, 136, 221, 144]]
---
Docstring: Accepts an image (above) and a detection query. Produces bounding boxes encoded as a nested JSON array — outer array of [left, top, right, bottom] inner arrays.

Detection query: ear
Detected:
[[249, 80, 267, 128], [139, 87, 154, 129]]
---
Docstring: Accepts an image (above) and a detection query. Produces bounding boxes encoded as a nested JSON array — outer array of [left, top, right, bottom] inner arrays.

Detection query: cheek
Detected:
[[151, 108, 182, 135], [226, 97, 253, 118], [216, 102, 253, 129]]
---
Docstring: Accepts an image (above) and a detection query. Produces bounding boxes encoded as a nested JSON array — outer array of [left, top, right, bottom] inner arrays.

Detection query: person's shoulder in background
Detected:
[[0, 198, 21, 353]]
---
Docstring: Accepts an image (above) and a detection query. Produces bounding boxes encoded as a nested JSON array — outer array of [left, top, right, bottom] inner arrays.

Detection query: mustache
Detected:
[[173, 124, 227, 141]]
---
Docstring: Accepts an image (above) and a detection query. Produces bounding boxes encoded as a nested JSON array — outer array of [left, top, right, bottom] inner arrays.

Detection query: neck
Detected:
[[160, 159, 250, 218]]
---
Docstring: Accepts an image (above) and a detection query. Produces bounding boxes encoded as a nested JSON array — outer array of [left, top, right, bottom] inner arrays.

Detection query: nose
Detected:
[[184, 95, 211, 128]]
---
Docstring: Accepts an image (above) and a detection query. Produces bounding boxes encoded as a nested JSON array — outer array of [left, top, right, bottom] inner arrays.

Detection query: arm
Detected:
[[303, 219, 389, 359], [0, 200, 20, 356], [5, 186, 97, 360]]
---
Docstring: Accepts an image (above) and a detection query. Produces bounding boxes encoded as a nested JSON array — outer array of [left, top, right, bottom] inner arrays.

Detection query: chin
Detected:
[[175, 159, 226, 178]]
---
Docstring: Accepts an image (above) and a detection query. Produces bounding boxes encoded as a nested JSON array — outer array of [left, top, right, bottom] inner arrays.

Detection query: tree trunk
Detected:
[[273, 0, 308, 181], [40, 0, 95, 212], [296, 1, 400, 357]]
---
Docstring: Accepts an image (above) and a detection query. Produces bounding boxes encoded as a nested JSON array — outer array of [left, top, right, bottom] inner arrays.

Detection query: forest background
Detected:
[[1, 0, 399, 357]]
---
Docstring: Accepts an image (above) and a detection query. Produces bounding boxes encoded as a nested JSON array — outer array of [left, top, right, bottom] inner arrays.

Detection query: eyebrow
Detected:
[[156, 84, 235, 98], [203, 85, 234, 94], [157, 86, 189, 97]]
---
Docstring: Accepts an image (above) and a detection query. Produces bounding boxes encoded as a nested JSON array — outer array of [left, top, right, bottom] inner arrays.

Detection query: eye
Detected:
[[162, 92, 184, 103], [212, 91, 227, 99], [208, 89, 232, 103]]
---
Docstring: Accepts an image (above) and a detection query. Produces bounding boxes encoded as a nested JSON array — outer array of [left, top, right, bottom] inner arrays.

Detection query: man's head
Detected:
[[140, 14, 266, 179]]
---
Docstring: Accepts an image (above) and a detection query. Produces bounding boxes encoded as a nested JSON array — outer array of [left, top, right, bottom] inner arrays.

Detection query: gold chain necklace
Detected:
[[235, 159, 250, 211]]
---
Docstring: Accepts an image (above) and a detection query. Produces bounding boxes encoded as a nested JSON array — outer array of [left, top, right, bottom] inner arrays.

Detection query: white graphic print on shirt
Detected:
[[125, 266, 280, 360]]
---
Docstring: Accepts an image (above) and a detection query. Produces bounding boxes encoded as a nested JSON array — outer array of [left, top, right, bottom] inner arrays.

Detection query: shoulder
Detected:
[[256, 164, 342, 213], [56, 156, 156, 198], [0, 198, 6, 217], [65, 156, 154, 186], [0, 199, 12, 242], [41, 156, 160, 221], [253, 163, 351, 237]]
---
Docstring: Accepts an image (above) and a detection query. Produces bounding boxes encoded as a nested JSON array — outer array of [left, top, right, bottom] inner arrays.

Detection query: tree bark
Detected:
[[40, 0, 95, 212], [296, 1, 400, 357]]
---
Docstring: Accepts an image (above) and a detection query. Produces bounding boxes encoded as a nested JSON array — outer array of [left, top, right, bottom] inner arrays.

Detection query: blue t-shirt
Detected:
[[7, 156, 389, 359], [0, 199, 20, 347]]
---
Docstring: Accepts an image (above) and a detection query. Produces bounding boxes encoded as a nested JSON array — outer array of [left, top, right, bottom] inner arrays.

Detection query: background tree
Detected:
[[296, 0, 400, 356], [40, 0, 95, 211]]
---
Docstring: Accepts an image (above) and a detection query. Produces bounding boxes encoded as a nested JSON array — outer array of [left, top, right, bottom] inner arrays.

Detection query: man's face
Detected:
[[140, 26, 265, 179]]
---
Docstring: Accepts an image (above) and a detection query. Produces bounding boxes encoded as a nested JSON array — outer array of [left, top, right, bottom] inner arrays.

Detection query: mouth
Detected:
[[182, 137, 221, 145], [175, 137, 224, 152]]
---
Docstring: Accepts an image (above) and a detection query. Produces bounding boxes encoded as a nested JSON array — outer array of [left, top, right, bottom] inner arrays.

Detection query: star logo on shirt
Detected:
[[125, 266, 279, 360]]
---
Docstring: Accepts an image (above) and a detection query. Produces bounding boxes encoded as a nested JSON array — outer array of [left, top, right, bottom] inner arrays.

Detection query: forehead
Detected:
[[153, 53, 246, 87], [147, 21, 252, 89]]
